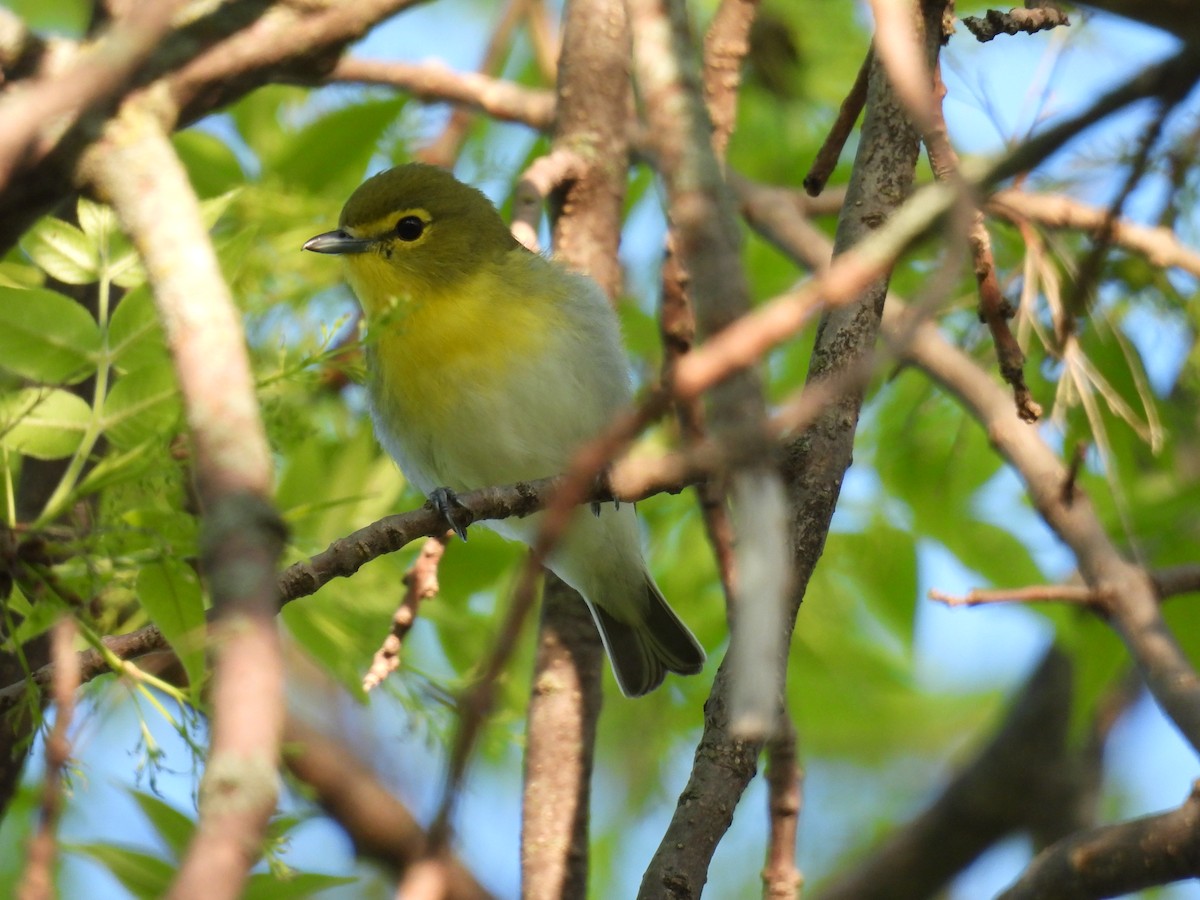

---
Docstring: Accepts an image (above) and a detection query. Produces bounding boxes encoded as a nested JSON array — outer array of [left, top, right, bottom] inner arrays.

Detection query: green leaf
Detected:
[[102, 365, 181, 449], [21, 217, 99, 284], [137, 559, 206, 696], [77, 196, 116, 244], [67, 843, 175, 899], [829, 525, 919, 648], [126, 788, 195, 860], [174, 128, 246, 197], [275, 98, 406, 193], [200, 188, 242, 231], [0, 388, 92, 459], [0, 261, 44, 289], [0, 782, 39, 888], [242, 872, 359, 899], [10, 582, 67, 645], [73, 439, 161, 498], [4, 0, 88, 35], [231, 85, 306, 168], [110, 249, 148, 290], [0, 286, 102, 383], [109, 287, 168, 371]]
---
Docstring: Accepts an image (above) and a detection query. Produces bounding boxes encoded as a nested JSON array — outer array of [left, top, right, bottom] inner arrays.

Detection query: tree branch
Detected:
[[998, 783, 1200, 899], [80, 104, 284, 900], [282, 717, 493, 900], [987, 188, 1200, 279], [329, 56, 555, 130], [518, 0, 633, 893]]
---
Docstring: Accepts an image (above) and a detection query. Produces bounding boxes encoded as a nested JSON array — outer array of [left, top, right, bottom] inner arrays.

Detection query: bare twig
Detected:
[[762, 713, 803, 900], [0, 1, 179, 194], [17, 618, 78, 900], [888, 297, 1200, 752], [1153, 565, 1200, 600], [925, 61, 1040, 422], [929, 584, 1104, 608], [417, 0, 529, 168], [362, 535, 449, 693], [1058, 98, 1175, 346], [671, 46, 1200, 407], [702, 0, 758, 160], [962, 7, 1071, 42], [737, 137, 1200, 754], [330, 57, 555, 130], [659, 241, 738, 602], [1, 0, 428, 252], [1061, 442, 1087, 505], [1, 468, 709, 711], [631, 0, 785, 743], [804, 48, 871, 196], [511, 149, 587, 254]]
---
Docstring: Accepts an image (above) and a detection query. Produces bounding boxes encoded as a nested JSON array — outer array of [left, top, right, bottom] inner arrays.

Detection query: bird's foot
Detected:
[[590, 469, 619, 518], [429, 487, 471, 541]]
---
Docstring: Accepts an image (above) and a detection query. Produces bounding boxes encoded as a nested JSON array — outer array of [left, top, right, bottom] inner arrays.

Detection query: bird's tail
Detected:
[[589, 578, 706, 697]]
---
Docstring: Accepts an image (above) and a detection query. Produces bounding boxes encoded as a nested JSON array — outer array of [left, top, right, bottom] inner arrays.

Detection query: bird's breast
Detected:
[[359, 266, 575, 489]]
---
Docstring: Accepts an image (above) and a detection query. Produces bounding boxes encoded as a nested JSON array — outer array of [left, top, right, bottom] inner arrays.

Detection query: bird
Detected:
[[304, 162, 705, 696]]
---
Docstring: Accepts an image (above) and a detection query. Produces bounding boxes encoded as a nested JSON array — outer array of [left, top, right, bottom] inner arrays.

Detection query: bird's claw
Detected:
[[430, 487, 471, 541], [590, 470, 619, 518]]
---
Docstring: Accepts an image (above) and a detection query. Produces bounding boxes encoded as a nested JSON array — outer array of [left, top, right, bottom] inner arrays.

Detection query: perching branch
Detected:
[[330, 56, 555, 130], [0, 469, 708, 710]]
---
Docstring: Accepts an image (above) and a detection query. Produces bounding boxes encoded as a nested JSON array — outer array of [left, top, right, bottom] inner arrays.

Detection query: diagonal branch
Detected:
[[998, 783, 1200, 899], [80, 103, 284, 900]]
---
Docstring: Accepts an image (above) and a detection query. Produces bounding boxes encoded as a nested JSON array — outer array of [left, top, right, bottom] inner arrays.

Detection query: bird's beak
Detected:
[[303, 230, 373, 255]]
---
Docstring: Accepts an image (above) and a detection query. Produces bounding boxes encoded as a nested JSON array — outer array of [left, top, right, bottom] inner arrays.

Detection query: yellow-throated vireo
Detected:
[[304, 163, 705, 696]]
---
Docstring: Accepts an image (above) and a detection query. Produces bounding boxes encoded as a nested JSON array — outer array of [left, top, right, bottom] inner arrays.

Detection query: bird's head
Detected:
[[304, 163, 519, 311]]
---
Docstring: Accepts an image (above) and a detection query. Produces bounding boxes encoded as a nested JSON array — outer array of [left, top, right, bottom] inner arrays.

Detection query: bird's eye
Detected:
[[395, 215, 425, 241]]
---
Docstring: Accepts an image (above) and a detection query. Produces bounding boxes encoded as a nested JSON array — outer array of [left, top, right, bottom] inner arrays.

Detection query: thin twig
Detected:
[[987, 189, 1200, 278], [962, 7, 1071, 43], [761, 712, 803, 900], [804, 47, 871, 196], [929, 584, 1104, 608], [329, 57, 555, 130], [362, 535, 449, 693], [17, 618, 78, 900], [925, 61, 1040, 422], [417, 0, 529, 168], [999, 783, 1200, 899]]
